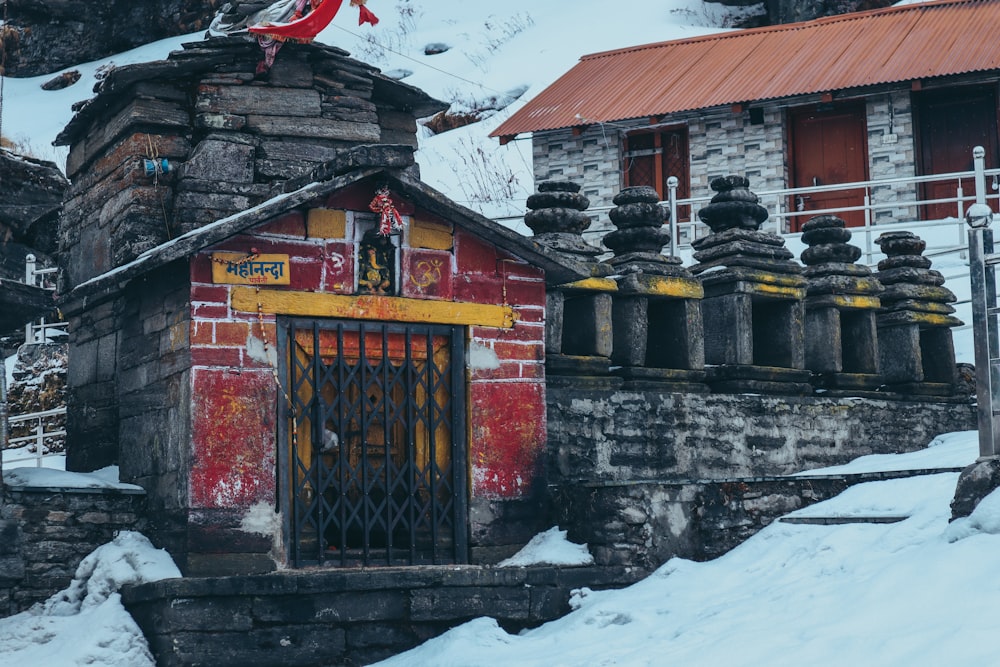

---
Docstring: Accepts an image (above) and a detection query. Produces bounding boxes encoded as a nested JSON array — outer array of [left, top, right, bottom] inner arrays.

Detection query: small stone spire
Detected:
[[800, 215, 883, 392], [524, 180, 602, 259], [800, 214, 880, 294], [874, 230, 961, 393], [874, 231, 960, 325], [689, 175, 809, 394], [696, 175, 768, 233], [691, 176, 799, 277], [603, 185, 686, 275]]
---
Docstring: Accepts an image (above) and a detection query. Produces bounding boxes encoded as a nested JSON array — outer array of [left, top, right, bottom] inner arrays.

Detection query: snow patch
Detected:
[[498, 527, 594, 567], [3, 465, 143, 490], [0, 532, 179, 666], [468, 341, 501, 370], [240, 501, 281, 537]]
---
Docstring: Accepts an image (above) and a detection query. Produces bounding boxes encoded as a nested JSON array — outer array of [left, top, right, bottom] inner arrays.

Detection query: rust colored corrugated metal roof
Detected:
[[492, 0, 1000, 140]]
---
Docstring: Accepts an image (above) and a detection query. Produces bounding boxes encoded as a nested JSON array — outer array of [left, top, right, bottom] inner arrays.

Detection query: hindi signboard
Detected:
[[211, 253, 291, 286]]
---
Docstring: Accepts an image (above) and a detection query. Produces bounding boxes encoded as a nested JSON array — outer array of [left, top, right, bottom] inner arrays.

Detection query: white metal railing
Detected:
[[494, 167, 1000, 267], [4, 407, 68, 467], [24, 253, 66, 344], [663, 168, 999, 266]]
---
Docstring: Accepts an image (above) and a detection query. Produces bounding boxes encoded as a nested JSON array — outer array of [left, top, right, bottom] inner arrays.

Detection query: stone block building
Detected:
[[493, 0, 1000, 238], [51, 37, 591, 575]]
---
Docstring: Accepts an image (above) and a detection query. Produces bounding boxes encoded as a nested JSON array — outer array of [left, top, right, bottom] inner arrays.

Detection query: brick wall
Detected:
[[173, 204, 549, 570]]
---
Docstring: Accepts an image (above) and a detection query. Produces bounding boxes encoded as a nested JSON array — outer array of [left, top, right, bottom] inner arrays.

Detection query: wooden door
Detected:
[[789, 104, 869, 230], [916, 86, 999, 221]]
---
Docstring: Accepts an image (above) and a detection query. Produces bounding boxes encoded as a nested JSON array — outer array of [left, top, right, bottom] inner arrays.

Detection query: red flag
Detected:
[[358, 5, 379, 25], [249, 0, 346, 43]]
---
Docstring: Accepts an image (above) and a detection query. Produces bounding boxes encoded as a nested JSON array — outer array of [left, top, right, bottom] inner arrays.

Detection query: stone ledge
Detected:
[[122, 565, 640, 667]]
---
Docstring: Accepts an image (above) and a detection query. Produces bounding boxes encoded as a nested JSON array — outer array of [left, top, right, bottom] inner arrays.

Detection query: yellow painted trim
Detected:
[[624, 275, 704, 299], [750, 283, 804, 299], [232, 287, 518, 328], [307, 208, 347, 239], [409, 217, 454, 250], [825, 295, 881, 310], [558, 277, 619, 293]]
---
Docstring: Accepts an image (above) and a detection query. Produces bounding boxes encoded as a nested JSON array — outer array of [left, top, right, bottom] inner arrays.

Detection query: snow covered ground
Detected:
[[376, 433, 997, 667], [0, 433, 990, 666]]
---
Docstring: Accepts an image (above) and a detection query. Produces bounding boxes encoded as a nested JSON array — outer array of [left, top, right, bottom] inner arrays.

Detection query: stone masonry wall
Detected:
[[65, 299, 120, 473], [532, 127, 622, 243], [866, 89, 919, 224], [58, 38, 435, 292], [116, 266, 195, 568], [122, 565, 637, 667], [0, 485, 145, 616], [547, 388, 976, 484], [552, 470, 944, 572], [689, 107, 787, 206]]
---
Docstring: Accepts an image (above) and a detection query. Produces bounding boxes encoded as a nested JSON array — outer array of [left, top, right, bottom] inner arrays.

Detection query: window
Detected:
[[622, 127, 691, 221]]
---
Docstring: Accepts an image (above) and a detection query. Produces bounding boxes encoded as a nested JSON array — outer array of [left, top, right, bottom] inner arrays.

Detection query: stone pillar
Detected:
[[800, 215, 884, 394], [875, 231, 962, 395], [603, 186, 706, 391], [691, 176, 810, 394], [526, 181, 619, 386]]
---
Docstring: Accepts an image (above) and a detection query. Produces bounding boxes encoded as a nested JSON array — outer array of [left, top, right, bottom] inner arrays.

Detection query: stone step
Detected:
[[779, 515, 908, 525]]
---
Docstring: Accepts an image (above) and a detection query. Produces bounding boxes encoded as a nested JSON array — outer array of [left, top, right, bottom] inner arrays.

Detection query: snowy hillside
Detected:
[[0, 0, 736, 218]]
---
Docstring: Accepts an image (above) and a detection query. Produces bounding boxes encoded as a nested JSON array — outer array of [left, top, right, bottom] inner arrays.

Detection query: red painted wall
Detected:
[[186, 200, 547, 514]]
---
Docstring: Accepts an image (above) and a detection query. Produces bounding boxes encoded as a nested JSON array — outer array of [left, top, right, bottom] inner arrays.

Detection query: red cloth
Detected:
[[249, 0, 346, 43], [358, 5, 379, 25], [369, 187, 404, 236]]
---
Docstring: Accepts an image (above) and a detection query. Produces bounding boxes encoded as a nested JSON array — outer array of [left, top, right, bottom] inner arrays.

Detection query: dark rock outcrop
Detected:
[[1, 0, 224, 77], [0, 148, 65, 279]]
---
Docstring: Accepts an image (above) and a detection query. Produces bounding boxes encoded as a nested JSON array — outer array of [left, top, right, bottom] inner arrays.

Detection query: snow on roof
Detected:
[[3, 465, 145, 492]]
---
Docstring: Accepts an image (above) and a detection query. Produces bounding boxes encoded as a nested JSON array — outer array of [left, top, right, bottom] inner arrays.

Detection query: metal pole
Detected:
[[24, 253, 36, 343], [34, 421, 44, 467], [667, 176, 678, 257], [864, 190, 873, 265], [967, 145, 999, 459]]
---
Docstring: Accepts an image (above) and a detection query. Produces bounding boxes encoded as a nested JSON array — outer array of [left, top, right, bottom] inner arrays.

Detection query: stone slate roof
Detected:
[[56, 36, 447, 147], [62, 159, 592, 305]]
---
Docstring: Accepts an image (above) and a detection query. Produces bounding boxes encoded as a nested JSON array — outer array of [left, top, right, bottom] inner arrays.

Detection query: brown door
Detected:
[[916, 85, 999, 221], [789, 104, 869, 231], [623, 127, 690, 221]]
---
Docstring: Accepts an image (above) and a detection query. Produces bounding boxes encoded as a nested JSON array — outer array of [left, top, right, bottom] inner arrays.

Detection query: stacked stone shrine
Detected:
[[874, 231, 962, 395], [690, 175, 811, 394], [800, 215, 884, 394], [526, 181, 618, 386], [602, 186, 706, 391]]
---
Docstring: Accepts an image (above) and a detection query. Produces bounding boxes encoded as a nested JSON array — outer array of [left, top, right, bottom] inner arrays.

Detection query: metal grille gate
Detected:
[[277, 318, 468, 567]]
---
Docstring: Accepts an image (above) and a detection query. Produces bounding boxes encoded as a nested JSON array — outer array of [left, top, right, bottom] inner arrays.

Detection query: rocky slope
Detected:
[[1, 0, 223, 77]]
